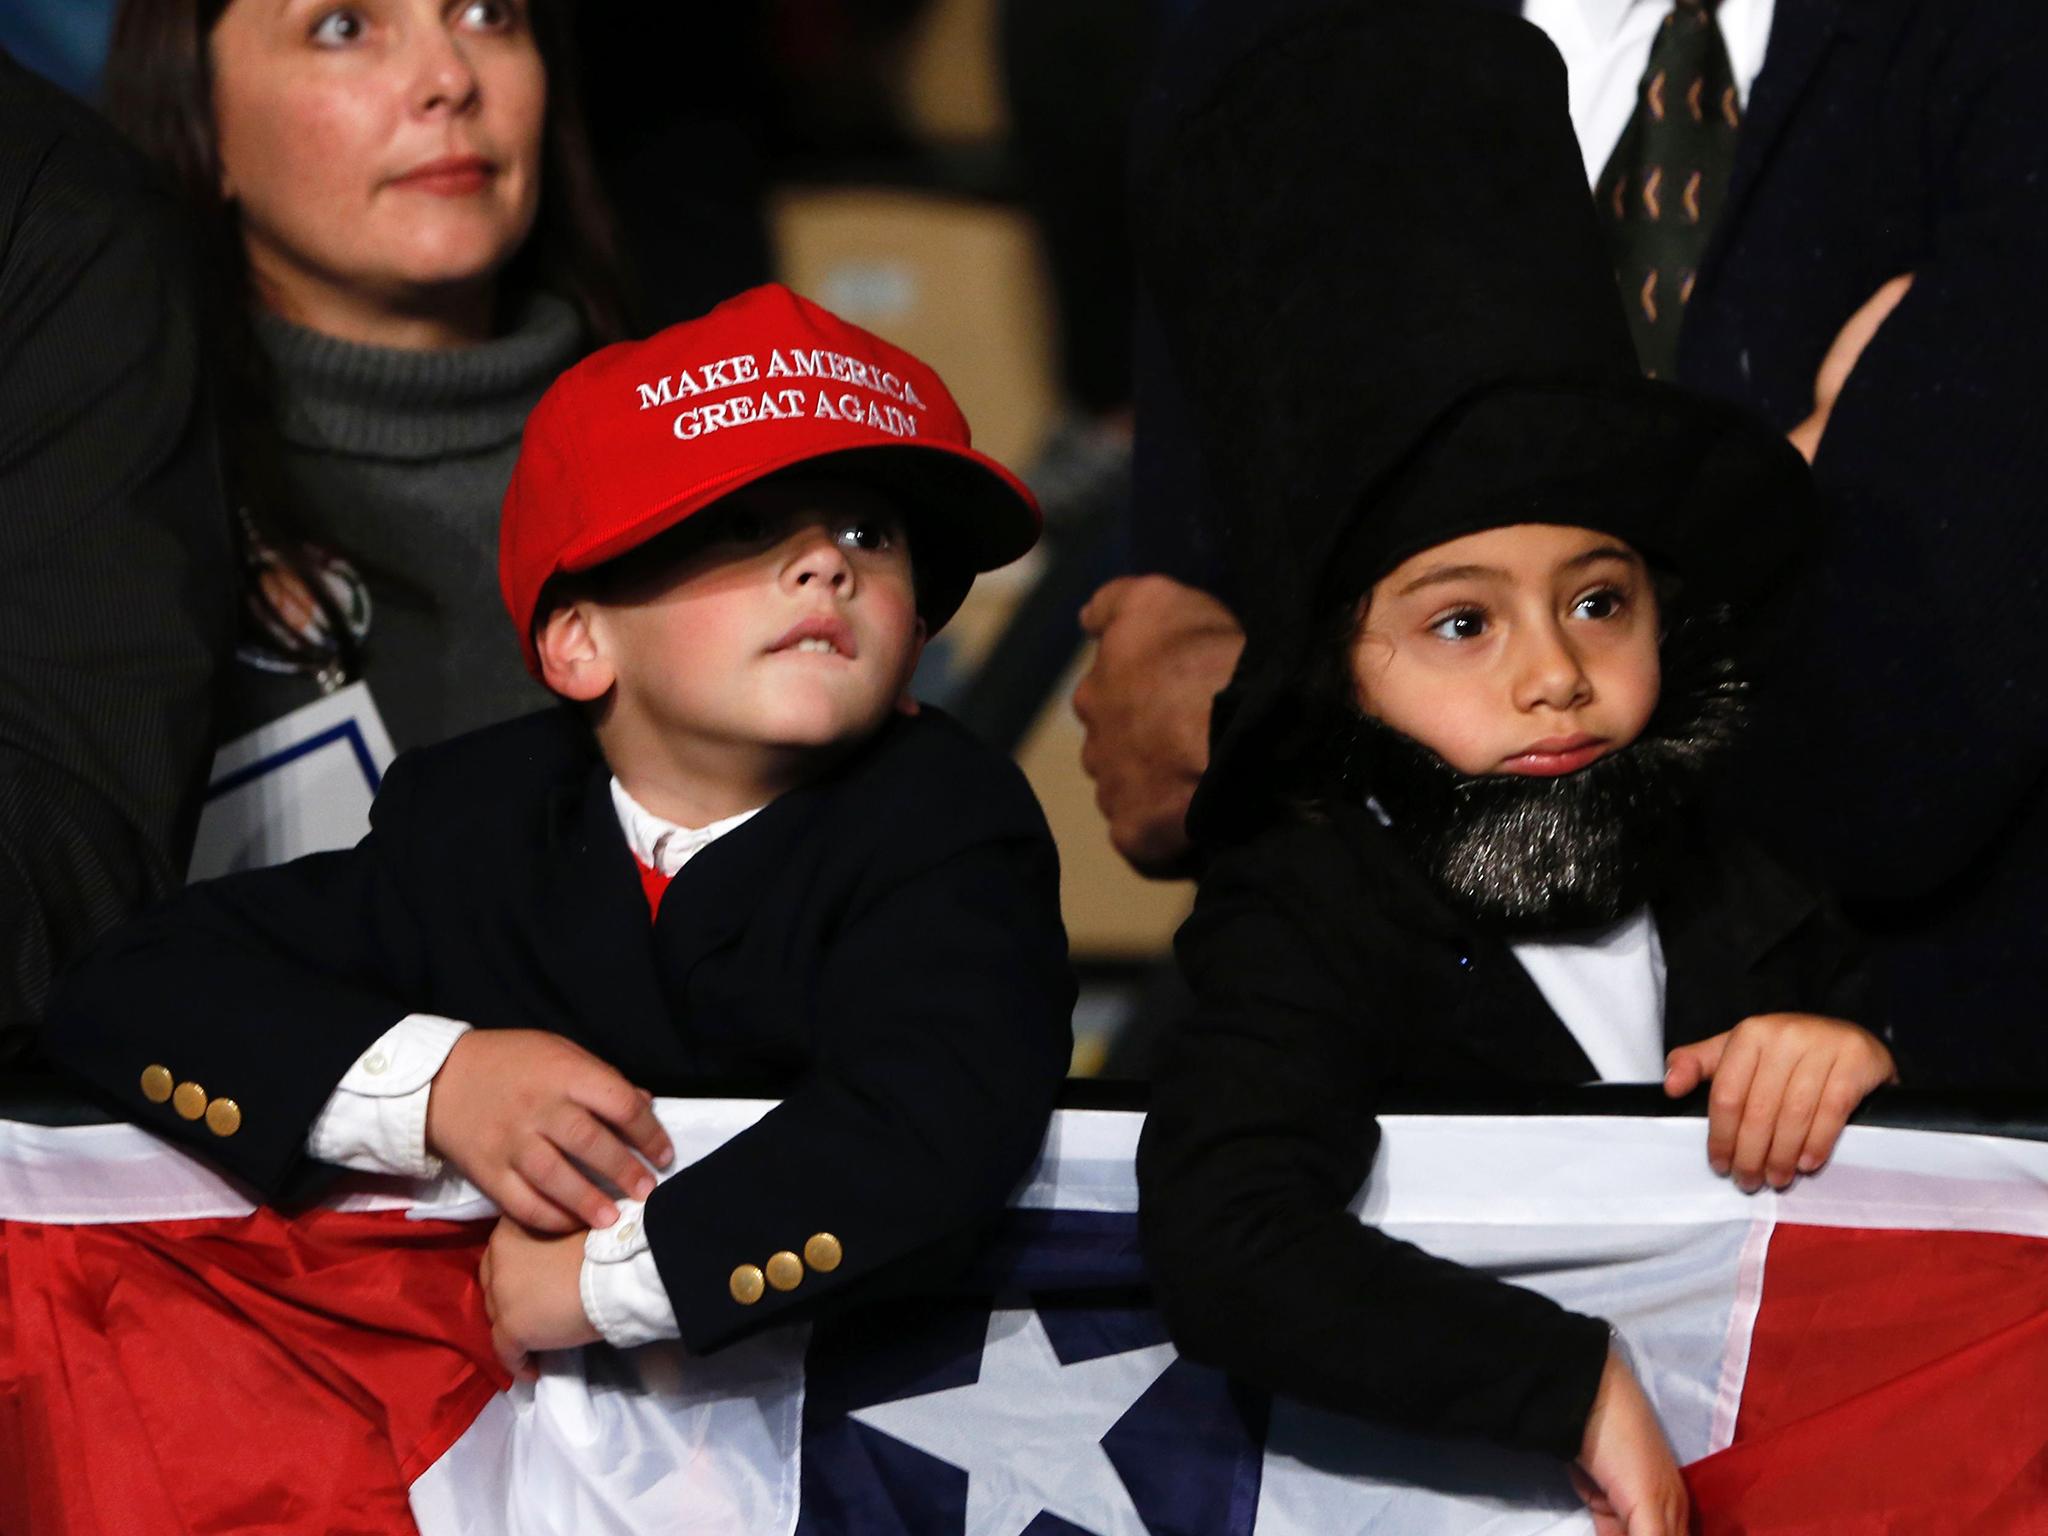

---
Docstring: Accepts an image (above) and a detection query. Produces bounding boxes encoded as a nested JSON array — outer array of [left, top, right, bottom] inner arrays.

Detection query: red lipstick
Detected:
[[388, 155, 496, 196]]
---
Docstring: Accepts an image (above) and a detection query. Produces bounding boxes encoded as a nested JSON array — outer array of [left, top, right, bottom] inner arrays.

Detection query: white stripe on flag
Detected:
[[408, 1329, 810, 1536], [10, 1108, 2047, 1238]]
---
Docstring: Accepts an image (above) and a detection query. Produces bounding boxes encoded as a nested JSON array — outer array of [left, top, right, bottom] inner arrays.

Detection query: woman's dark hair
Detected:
[[101, 0, 632, 680]]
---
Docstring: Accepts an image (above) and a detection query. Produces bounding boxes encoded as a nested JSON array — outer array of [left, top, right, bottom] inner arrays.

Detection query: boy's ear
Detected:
[[536, 603, 616, 702], [894, 617, 928, 718]]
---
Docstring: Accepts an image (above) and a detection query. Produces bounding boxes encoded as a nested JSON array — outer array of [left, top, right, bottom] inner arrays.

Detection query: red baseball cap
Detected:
[[501, 282, 1042, 673]]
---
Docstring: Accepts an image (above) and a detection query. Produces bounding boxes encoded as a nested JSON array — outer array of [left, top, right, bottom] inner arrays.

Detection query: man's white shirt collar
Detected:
[[1522, 0, 1773, 183], [1573, 0, 1638, 43]]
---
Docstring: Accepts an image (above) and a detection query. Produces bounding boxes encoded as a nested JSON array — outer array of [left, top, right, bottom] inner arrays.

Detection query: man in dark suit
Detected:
[[0, 53, 236, 1067], [1076, 0, 2048, 1085]]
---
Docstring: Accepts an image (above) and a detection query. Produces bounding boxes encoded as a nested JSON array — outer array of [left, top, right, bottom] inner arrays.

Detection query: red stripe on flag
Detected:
[[0, 1209, 504, 1534], [1688, 1224, 2048, 1533]]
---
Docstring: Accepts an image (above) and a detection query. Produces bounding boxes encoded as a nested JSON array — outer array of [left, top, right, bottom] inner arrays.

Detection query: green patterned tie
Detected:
[[1595, 0, 1742, 378]]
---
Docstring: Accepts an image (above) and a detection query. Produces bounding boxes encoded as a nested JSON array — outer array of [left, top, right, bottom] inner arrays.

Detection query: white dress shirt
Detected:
[[1521, 0, 1774, 183], [1510, 906, 1670, 1083], [305, 779, 762, 1348]]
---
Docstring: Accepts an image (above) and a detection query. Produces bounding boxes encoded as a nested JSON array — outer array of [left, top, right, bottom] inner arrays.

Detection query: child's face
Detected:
[[1349, 523, 1660, 777], [554, 478, 926, 768]]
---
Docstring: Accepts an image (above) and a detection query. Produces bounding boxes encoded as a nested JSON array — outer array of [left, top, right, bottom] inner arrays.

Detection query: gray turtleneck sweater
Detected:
[[220, 296, 583, 753]]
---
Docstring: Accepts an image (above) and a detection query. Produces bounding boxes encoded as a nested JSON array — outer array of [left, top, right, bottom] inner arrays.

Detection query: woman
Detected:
[[104, 0, 629, 771]]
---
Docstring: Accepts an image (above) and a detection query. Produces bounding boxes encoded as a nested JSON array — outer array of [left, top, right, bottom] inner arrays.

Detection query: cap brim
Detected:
[[557, 440, 1041, 634]]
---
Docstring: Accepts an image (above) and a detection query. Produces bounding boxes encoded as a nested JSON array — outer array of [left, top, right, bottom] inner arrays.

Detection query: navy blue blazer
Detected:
[[1135, 0, 2048, 1083], [45, 706, 1076, 1352]]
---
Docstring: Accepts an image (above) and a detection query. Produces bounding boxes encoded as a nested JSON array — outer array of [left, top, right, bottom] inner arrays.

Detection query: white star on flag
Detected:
[[848, 1307, 1178, 1536]]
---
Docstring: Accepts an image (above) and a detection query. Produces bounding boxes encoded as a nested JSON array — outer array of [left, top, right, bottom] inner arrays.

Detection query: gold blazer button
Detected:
[[765, 1251, 804, 1292], [140, 1065, 174, 1104], [172, 1082, 207, 1121], [205, 1098, 243, 1138], [803, 1233, 844, 1273], [729, 1264, 766, 1305]]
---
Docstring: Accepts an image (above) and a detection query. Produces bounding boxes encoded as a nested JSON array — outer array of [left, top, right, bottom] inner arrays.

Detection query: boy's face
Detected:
[[1349, 523, 1660, 777], [548, 478, 926, 768]]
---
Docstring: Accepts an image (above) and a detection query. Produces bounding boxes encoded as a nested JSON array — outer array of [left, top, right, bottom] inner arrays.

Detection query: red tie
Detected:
[[634, 857, 672, 920]]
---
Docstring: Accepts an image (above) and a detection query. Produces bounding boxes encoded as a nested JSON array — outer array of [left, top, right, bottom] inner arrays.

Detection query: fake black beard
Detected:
[[1338, 626, 1747, 936]]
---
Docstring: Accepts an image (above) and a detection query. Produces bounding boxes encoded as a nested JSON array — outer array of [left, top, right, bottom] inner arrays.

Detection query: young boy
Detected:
[[46, 283, 1076, 1369], [1126, 7, 1896, 1535]]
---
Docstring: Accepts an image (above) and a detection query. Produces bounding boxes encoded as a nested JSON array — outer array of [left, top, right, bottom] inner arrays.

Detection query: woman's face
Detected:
[[210, 0, 547, 344]]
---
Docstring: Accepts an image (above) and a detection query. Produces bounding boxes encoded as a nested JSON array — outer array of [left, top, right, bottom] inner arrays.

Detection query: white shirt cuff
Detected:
[[580, 1199, 681, 1348], [304, 1014, 472, 1177]]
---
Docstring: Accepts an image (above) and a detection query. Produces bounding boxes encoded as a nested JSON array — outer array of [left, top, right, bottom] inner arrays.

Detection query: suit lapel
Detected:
[[529, 765, 685, 1078], [1458, 931, 1604, 1086], [1653, 833, 1822, 1049], [1699, 0, 1851, 283], [1338, 807, 1599, 1085], [648, 781, 828, 992]]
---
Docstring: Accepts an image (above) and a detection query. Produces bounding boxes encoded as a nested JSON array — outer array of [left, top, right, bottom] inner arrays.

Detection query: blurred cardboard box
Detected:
[[770, 186, 1054, 473], [1017, 660, 1195, 961]]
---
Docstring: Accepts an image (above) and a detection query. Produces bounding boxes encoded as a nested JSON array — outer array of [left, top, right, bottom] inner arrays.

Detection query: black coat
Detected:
[[0, 54, 235, 1062], [1137, 803, 1865, 1460], [46, 705, 1076, 1353]]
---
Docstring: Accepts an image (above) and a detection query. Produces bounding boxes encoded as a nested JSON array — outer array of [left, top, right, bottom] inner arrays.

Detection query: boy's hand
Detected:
[[425, 1029, 673, 1233], [1573, 1344, 1688, 1536], [1664, 1014, 1899, 1191], [480, 1215, 600, 1375]]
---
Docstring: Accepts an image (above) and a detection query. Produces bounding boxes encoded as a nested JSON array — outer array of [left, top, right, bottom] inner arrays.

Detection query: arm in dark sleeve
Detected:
[[646, 779, 1076, 1353], [42, 755, 432, 1194], [1753, 7, 2048, 902], [1136, 851, 1609, 1460], [0, 81, 236, 1057], [1128, 287, 1233, 599]]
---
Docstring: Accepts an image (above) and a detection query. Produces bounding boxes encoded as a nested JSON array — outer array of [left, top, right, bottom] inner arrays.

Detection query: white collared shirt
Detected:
[[1510, 906, 1670, 1083], [305, 777, 765, 1347], [1521, 0, 1774, 184]]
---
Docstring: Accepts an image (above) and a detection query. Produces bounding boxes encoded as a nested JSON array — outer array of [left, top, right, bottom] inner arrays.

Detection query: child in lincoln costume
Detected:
[[1129, 4, 1899, 1531], [47, 283, 1075, 1370]]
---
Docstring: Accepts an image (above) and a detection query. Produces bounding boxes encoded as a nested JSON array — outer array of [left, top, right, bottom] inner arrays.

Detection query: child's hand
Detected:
[[1663, 1014, 1898, 1192], [425, 1029, 674, 1233], [1572, 1344, 1688, 1536], [479, 1214, 600, 1375]]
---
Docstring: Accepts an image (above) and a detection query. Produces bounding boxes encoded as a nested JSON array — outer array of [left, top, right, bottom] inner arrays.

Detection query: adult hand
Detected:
[[479, 1214, 599, 1376], [1573, 1345, 1689, 1536], [1787, 273, 1915, 462], [1664, 1014, 1898, 1191], [1073, 576, 1245, 878], [425, 1029, 674, 1233]]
